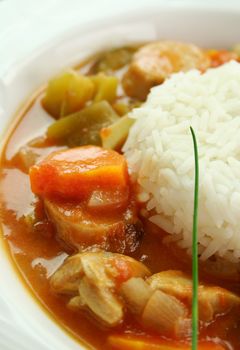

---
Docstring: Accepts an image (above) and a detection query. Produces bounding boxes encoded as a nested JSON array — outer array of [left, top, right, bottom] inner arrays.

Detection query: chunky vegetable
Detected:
[[233, 44, 240, 56], [90, 47, 134, 73], [87, 189, 129, 212], [107, 335, 226, 350], [47, 101, 119, 146], [101, 115, 135, 150], [43, 70, 94, 118], [120, 277, 153, 315], [207, 49, 238, 67], [17, 145, 41, 172], [91, 73, 118, 103], [120, 276, 188, 338], [16, 138, 64, 173], [5, 42, 240, 350], [29, 146, 129, 200], [141, 289, 187, 337], [112, 100, 142, 116]]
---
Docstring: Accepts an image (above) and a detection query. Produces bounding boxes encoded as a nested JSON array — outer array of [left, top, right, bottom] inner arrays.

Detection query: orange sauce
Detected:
[[0, 48, 239, 350]]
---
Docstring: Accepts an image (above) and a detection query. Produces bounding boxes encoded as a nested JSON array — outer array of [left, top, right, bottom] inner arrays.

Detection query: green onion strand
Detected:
[[190, 126, 199, 350]]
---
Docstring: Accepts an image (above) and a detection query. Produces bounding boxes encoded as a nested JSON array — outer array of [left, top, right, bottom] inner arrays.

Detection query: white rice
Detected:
[[123, 61, 240, 263]]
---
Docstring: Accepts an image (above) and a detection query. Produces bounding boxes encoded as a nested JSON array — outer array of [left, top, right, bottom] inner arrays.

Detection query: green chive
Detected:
[[190, 127, 199, 350]]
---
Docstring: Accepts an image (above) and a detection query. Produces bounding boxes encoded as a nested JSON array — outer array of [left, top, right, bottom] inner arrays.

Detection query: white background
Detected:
[[0, 0, 240, 77]]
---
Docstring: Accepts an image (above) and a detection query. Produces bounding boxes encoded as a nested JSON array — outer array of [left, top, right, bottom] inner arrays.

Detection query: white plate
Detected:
[[1, 3, 240, 350]]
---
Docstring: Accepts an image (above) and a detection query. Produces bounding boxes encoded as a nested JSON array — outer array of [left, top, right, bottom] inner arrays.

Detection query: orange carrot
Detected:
[[107, 335, 225, 350], [29, 146, 129, 200], [207, 49, 239, 68]]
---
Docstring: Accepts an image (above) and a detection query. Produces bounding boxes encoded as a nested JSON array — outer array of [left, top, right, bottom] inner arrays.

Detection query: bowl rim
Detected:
[[1, 3, 240, 350]]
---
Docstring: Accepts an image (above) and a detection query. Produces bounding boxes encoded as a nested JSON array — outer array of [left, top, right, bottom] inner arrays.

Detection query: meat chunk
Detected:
[[30, 146, 142, 253], [120, 270, 240, 337], [45, 198, 125, 250], [50, 251, 150, 326], [122, 41, 210, 100], [50, 253, 84, 294], [147, 270, 192, 300], [147, 270, 240, 322], [45, 196, 142, 253], [51, 258, 240, 336]]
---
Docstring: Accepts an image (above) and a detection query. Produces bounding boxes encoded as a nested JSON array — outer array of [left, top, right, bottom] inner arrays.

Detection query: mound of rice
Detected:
[[123, 61, 240, 263]]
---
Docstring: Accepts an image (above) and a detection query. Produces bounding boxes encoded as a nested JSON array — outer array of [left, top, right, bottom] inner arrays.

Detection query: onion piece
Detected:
[[87, 189, 129, 212], [141, 289, 188, 336], [175, 317, 192, 339], [120, 277, 153, 315], [68, 295, 85, 310]]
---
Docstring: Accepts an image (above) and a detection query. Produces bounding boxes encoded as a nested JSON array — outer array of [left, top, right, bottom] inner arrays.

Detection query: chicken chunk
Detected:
[[122, 41, 210, 100], [147, 270, 240, 322], [45, 197, 142, 253], [50, 251, 150, 326], [51, 258, 240, 336], [50, 253, 84, 294], [120, 270, 240, 337], [45, 198, 125, 250]]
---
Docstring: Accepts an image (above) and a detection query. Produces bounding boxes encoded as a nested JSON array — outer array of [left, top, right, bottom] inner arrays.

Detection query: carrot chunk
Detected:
[[107, 335, 225, 350], [207, 49, 238, 68], [29, 146, 129, 200]]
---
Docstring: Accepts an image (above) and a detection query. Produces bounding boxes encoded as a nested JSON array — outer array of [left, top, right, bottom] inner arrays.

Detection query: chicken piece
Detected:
[[198, 286, 240, 322], [50, 251, 150, 326], [50, 253, 83, 294], [122, 41, 210, 100], [120, 271, 240, 337], [147, 270, 240, 322], [45, 198, 125, 250], [45, 196, 142, 253], [77, 275, 123, 326], [147, 270, 192, 300]]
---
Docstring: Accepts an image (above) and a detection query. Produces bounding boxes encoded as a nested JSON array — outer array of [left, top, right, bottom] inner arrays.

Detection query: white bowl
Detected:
[[1, 4, 240, 350]]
